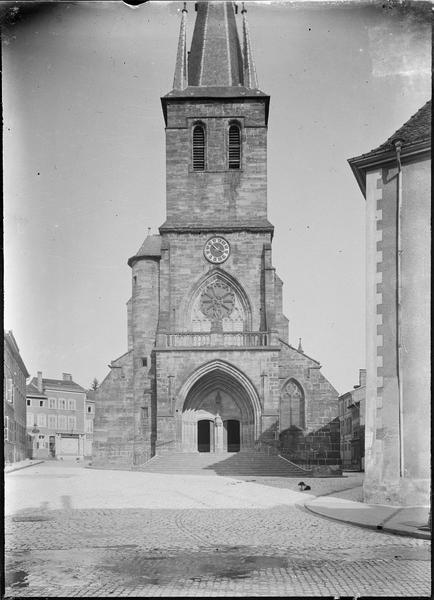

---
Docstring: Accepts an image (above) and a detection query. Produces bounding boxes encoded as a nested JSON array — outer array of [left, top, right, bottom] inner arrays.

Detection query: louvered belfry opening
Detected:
[[228, 124, 241, 169], [192, 124, 205, 170]]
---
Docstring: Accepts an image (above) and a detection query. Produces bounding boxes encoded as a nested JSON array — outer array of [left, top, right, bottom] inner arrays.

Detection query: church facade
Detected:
[[93, 2, 339, 469]]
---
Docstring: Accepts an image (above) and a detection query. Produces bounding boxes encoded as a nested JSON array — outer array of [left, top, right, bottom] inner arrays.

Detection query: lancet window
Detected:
[[192, 124, 206, 170], [284, 380, 305, 430], [228, 124, 241, 169]]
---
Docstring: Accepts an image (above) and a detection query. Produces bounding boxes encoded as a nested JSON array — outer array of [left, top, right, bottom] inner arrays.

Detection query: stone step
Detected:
[[138, 452, 308, 476]]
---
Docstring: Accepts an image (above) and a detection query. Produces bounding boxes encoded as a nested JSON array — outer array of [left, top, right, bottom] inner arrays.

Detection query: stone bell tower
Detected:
[[92, 2, 339, 469]]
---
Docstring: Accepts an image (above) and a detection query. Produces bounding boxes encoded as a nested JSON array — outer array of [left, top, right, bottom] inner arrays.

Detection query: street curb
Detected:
[[303, 502, 431, 540], [5, 460, 44, 474]]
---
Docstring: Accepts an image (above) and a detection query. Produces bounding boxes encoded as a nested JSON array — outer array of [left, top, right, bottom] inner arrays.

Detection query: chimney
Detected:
[[62, 373, 72, 382], [37, 371, 43, 392], [359, 369, 366, 388]]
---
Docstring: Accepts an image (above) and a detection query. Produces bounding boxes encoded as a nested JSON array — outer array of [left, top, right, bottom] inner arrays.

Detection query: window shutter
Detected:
[[192, 125, 205, 170], [228, 125, 241, 169], [6, 378, 13, 403]]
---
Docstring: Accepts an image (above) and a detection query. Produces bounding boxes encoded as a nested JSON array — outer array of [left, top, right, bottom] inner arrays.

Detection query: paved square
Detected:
[[4, 462, 431, 596]]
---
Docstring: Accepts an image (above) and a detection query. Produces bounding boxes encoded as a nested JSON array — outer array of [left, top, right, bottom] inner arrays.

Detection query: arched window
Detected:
[[228, 124, 241, 169], [186, 273, 252, 333], [192, 124, 205, 171], [284, 380, 305, 430]]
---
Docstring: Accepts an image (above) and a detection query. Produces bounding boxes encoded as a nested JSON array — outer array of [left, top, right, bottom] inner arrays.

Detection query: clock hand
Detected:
[[210, 242, 223, 254]]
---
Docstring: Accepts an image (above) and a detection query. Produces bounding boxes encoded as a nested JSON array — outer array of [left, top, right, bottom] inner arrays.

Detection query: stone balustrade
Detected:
[[157, 331, 278, 349]]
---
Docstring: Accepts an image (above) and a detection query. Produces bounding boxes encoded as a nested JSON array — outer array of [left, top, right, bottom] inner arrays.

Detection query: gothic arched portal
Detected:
[[177, 360, 261, 453]]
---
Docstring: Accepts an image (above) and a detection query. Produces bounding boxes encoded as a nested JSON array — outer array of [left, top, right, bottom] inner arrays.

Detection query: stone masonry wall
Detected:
[[92, 351, 135, 468], [161, 231, 272, 333], [163, 98, 268, 227], [279, 342, 339, 432], [153, 347, 281, 454], [131, 257, 160, 464], [278, 342, 340, 465], [364, 159, 430, 506]]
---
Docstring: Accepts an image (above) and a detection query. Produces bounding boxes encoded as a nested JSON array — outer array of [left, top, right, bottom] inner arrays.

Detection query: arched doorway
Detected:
[[178, 361, 261, 453], [224, 419, 240, 452], [197, 419, 214, 452]]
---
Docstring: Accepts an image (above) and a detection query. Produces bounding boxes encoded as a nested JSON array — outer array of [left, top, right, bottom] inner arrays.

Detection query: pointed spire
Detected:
[[298, 338, 304, 353], [173, 2, 188, 91], [188, 2, 244, 87], [241, 2, 258, 89]]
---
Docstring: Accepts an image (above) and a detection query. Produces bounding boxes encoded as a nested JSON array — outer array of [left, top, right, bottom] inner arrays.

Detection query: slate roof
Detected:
[[350, 100, 431, 163], [29, 376, 86, 393], [376, 100, 431, 150], [4, 330, 29, 378], [164, 2, 268, 125], [187, 2, 244, 87], [348, 100, 431, 195], [128, 235, 162, 266], [26, 382, 47, 398]]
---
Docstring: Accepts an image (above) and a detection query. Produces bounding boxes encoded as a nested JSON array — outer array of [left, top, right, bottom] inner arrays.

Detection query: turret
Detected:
[[172, 2, 188, 91], [241, 2, 258, 89]]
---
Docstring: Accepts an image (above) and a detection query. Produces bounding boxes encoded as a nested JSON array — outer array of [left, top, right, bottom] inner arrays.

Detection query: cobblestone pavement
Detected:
[[4, 463, 431, 597]]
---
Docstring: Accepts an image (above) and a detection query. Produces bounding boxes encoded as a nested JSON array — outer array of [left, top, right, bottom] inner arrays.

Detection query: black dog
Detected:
[[298, 481, 311, 491]]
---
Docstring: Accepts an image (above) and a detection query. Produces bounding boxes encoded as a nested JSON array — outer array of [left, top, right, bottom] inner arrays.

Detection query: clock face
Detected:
[[204, 237, 230, 264]]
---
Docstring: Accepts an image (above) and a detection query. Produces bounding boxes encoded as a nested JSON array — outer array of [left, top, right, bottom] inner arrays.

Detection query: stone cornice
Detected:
[[161, 94, 270, 126], [159, 223, 274, 236]]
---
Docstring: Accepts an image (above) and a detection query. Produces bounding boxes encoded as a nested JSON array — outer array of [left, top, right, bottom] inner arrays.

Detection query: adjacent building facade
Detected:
[[85, 390, 96, 458], [338, 369, 365, 471], [349, 100, 431, 505], [4, 331, 30, 464], [26, 372, 88, 460], [93, 1, 339, 469]]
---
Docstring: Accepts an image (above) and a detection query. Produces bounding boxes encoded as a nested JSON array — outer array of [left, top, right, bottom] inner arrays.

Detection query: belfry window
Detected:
[[228, 124, 241, 169], [192, 124, 205, 170]]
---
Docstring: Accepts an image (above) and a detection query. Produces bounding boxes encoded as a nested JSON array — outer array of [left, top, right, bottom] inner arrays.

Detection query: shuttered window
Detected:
[[228, 125, 241, 169], [6, 378, 13, 403], [192, 125, 205, 170]]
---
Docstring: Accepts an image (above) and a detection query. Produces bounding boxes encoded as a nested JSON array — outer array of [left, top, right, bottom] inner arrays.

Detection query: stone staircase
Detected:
[[137, 451, 309, 477]]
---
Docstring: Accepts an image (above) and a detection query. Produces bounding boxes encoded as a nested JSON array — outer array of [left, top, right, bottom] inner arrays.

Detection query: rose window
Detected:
[[200, 281, 235, 321]]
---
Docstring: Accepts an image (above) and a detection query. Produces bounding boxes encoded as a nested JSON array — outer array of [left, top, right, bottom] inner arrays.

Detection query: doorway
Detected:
[[225, 420, 240, 452], [197, 419, 213, 452], [49, 436, 56, 458]]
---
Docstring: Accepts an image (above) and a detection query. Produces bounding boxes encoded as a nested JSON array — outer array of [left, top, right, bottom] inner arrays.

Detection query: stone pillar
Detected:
[[215, 414, 224, 453], [55, 433, 62, 459], [79, 434, 85, 458]]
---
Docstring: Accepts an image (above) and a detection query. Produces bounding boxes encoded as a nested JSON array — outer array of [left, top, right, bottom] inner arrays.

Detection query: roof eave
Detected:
[[348, 139, 431, 198], [4, 332, 30, 378], [127, 253, 161, 268]]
